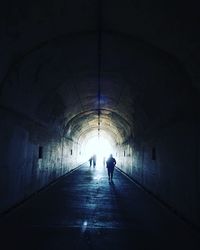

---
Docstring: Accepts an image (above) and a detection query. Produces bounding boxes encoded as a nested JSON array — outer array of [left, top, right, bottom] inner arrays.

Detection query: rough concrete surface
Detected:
[[0, 163, 199, 250]]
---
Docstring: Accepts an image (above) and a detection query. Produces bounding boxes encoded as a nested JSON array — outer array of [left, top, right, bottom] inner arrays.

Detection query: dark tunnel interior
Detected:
[[0, 0, 200, 245]]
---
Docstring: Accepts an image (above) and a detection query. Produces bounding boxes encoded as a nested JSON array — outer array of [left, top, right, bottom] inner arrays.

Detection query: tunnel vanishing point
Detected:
[[0, 0, 200, 230]]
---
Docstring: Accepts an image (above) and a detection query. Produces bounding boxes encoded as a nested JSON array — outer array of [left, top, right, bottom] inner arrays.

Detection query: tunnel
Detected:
[[0, 1, 200, 249]]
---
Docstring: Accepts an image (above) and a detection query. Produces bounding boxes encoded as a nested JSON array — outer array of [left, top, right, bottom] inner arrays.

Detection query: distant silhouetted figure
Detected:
[[89, 156, 93, 167], [93, 154, 96, 167], [106, 154, 116, 181], [103, 157, 106, 166]]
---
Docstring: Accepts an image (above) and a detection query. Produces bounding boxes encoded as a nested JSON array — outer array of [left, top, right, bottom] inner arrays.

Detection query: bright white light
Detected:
[[84, 136, 113, 166], [81, 220, 88, 233]]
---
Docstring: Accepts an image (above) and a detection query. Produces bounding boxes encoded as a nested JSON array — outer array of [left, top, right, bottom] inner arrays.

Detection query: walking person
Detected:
[[93, 154, 97, 167], [106, 154, 116, 181], [89, 156, 93, 167]]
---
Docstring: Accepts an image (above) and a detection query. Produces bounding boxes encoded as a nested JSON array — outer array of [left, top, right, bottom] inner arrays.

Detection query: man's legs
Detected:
[[110, 169, 114, 180], [107, 168, 111, 180]]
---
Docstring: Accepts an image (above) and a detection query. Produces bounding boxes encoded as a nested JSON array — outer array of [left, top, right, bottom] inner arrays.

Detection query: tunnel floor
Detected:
[[0, 163, 200, 250]]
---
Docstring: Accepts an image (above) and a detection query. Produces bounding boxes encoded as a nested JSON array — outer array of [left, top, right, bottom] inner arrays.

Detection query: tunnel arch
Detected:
[[63, 109, 131, 141], [0, 1, 200, 228], [0, 30, 192, 99], [0, 30, 193, 139], [62, 108, 131, 165]]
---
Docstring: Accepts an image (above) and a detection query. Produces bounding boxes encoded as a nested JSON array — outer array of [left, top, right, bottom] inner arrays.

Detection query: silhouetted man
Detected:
[[106, 154, 116, 181], [89, 156, 93, 167], [93, 154, 96, 167]]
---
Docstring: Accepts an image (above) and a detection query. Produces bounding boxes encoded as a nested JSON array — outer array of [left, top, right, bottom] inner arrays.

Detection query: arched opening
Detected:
[[0, 1, 199, 231], [79, 131, 116, 168]]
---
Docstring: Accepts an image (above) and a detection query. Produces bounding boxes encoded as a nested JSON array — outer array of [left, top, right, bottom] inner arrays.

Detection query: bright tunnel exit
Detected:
[[79, 133, 116, 168]]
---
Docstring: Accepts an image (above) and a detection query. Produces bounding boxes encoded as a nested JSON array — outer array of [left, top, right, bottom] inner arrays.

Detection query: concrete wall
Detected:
[[119, 119, 200, 227], [0, 107, 79, 214]]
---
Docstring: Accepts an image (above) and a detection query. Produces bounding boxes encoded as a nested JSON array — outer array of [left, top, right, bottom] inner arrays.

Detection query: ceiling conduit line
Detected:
[[97, 0, 102, 139], [72, 79, 85, 112]]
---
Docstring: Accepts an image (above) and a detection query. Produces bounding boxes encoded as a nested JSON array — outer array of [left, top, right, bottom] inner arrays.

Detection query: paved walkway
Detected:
[[0, 163, 200, 250]]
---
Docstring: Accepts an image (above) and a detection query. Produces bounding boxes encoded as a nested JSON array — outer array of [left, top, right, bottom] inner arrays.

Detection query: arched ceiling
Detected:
[[0, 0, 199, 144], [64, 109, 131, 144]]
